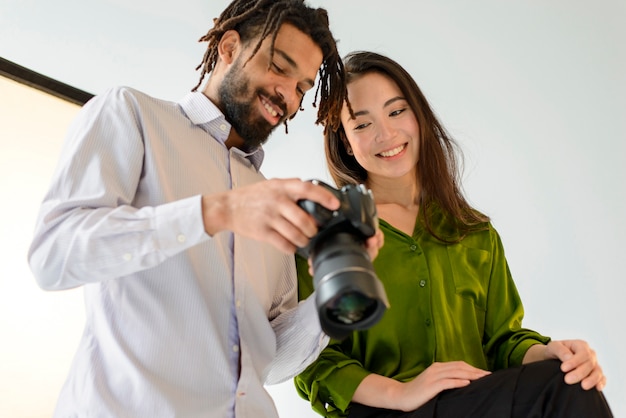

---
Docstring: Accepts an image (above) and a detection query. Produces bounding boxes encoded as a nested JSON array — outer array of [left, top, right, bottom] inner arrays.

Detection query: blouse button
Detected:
[[419, 279, 426, 287], [409, 244, 417, 251]]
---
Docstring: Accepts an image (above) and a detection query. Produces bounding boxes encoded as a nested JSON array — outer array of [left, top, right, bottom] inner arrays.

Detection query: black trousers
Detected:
[[348, 360, 613, 418]]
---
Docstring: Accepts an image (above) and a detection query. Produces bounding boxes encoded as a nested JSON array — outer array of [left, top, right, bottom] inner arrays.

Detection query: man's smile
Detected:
[[260, 94, 284, 125]]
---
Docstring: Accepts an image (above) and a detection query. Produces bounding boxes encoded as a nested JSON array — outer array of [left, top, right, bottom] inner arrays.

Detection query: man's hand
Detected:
[[201, 178, 340, 253]]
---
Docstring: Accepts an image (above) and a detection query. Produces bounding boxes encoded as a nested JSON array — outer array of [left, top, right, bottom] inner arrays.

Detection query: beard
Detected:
[[217, 60, 287, 150]]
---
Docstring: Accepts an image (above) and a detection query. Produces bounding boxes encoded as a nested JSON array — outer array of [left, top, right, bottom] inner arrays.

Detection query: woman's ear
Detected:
[[217, 30, 241, 65]]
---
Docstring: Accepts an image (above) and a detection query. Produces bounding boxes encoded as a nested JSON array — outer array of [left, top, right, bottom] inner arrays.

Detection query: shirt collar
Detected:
[[179, 91, 265, 170]]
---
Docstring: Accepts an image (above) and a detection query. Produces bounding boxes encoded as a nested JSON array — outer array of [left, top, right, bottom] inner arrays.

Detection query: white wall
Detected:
[[1, 1, 624, 417], [0, 77, 86, 417]]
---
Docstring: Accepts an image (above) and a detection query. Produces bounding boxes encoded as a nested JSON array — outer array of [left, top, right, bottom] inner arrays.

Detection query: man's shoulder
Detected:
[[91, 86, 176, 109], [78, 86, 187, 131]]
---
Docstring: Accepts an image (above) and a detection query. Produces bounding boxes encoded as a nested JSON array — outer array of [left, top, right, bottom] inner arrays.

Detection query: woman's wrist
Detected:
[[522, 343, 548, 364]]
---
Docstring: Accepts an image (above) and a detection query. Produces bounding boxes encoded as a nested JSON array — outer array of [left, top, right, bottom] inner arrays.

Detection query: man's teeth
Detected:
[[263, 100, 278, 117], [379, 144, 405, 157]]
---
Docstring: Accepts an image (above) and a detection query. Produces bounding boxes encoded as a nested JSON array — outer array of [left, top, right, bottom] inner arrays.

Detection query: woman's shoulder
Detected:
[[421, 201, 492, 241]]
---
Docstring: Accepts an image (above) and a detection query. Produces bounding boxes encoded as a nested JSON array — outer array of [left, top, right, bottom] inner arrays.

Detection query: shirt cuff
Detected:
[[298, 294, 330, 346], [154, 195, 210, 255]]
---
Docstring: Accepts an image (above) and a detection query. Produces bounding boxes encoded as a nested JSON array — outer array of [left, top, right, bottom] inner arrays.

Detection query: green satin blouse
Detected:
[[294, 205, 550, 417]]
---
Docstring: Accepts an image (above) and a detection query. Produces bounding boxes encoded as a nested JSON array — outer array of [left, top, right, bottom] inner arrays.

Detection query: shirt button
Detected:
[[410, 244, 417, 251], [220, 123, 227, 131], [425, 318, 431, 326], [123, 253, 132, 261], [419, 279, 426, 287], [236, 300, 242, 308], [177, 234, 186, 243], [232, 345, 239, 353]]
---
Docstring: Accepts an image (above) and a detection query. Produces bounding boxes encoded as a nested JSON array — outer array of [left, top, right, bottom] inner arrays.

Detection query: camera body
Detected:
[[298, 180, 389, 340]]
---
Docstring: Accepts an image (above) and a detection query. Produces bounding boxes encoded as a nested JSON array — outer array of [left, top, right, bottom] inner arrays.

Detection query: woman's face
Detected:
[[340, 71, 420, 183]]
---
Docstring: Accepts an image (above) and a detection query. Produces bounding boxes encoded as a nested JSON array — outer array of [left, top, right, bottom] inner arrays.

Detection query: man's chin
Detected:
[[240, 130, 272, 150], [229, 114, 277, 149]]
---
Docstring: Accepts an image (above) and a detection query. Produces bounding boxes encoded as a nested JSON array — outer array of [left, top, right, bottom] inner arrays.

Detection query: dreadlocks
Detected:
[[192, 0, 346, 133]]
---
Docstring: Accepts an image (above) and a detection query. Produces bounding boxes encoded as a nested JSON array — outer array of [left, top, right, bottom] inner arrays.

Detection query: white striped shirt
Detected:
[[28, 86, 327, 418]]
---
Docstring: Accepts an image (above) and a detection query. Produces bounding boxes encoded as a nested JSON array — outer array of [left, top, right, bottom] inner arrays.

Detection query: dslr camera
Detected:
[[298, 180, 389, 340]]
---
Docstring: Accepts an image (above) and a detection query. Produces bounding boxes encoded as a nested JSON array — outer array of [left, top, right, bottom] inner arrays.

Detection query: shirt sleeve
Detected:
[[481, 225, 551, 368], [264, 294, 330, 385], [27, 87, 209, 290], [292, 255, 369, 417], [260, 254, 328, 384]]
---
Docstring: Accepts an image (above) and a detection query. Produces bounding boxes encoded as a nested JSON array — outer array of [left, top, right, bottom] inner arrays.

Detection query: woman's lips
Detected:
[[378, 143, 407, 158]]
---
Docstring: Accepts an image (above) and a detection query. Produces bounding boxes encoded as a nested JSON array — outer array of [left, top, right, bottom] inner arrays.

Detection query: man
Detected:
[[28, 1, 381, 416]]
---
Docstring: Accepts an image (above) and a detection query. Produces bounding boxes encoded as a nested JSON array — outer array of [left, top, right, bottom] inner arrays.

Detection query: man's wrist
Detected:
[[201, 193, 228, 236]]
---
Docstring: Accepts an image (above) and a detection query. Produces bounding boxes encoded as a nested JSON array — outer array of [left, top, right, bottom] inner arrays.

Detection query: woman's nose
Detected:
[[376, 121, 397, 142]]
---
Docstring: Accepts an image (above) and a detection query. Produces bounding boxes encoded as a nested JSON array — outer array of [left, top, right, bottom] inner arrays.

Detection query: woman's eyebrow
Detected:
[[383, 96, 405, 108], [352, 96, 405, 118]]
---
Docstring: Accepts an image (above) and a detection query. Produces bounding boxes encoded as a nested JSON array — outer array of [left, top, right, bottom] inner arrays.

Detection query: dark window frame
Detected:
[[0, 56, 94, 106]]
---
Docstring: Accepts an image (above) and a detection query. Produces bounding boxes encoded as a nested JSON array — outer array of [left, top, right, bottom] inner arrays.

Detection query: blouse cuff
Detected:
[[325, 363, 371, 413], [510, 336, 552, 366]]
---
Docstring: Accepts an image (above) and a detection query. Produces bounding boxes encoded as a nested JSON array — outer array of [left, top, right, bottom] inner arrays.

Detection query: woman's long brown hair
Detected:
[[324, 51, 489, 241]]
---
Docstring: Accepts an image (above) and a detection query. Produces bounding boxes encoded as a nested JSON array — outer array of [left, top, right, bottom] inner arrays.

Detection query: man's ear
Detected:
[[218, 30, 241, 65]]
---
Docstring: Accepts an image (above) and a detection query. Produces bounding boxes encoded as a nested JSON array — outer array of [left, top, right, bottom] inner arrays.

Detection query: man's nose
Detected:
[[275, 81, 300, 115]]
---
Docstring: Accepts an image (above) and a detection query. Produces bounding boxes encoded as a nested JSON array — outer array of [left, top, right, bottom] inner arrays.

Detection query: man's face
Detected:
[[218, 23, 323, 149]]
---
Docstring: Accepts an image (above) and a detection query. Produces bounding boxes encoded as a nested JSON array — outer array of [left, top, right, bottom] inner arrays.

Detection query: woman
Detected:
[[294, 51, 613, 418]]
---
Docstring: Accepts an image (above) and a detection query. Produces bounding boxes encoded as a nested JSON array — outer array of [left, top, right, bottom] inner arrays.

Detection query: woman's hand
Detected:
[[524, 340, 606, 391], [353, 361, 490, 412]]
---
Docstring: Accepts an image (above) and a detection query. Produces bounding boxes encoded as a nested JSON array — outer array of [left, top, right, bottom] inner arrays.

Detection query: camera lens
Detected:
[[311, 232, 389, 340], [326, 291, 377, 324]]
